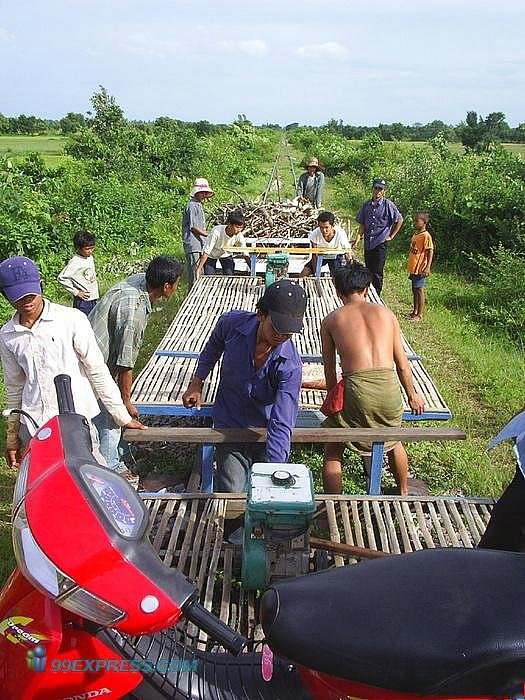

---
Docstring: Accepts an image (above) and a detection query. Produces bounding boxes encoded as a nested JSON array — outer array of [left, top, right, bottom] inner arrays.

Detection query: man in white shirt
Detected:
[[194, 210, 248, 278], [300, 210, 353, 278], [0, 256, 145, 472]]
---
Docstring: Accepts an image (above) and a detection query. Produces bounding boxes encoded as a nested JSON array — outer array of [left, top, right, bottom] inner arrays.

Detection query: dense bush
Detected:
[[297, 128, 525, 340], [0, 89, 273, 323]]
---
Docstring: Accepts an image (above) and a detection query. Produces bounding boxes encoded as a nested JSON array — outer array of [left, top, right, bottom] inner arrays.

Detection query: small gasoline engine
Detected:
[[241, 463, 316, 590], [265, 253, 289, 287]]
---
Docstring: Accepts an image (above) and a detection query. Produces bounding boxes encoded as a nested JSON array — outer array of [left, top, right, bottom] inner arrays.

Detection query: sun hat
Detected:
[[190, 177, 214, 198], [0, 256, 42, 302], [306, 157, 320, 168], [259, 280, 307, 334]]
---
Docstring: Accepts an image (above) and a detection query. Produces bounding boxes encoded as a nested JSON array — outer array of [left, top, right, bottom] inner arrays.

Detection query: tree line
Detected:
[[2, 108, 524, 148], [295, 112, 525, 147]]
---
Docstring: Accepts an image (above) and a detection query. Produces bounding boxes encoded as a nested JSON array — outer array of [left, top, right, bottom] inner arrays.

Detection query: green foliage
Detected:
[[0, 88, 273, 327], [470, 246, 525, 343], [59, 112, 87, 135]]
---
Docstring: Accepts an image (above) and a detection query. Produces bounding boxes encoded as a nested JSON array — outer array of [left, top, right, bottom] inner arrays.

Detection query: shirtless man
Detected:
[[321, 262, 425, 495]]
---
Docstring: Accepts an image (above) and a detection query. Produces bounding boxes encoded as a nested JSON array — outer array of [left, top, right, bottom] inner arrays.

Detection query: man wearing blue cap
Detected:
[[356, 178, 403, 294], [0, 256, 145, 473], [182, 280, 306, 492]]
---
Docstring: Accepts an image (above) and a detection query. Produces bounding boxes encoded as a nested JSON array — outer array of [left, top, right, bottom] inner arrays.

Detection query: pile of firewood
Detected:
[[210, 198, 321, 240]]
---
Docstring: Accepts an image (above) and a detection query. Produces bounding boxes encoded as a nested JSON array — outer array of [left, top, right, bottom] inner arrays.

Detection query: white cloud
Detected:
[[122, 32, 180, 58], [218, 39, 268, 56], [0, 27, 14, 42], [295, 41, 349, 60]]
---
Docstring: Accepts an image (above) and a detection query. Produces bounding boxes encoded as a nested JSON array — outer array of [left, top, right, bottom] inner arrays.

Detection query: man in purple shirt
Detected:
[[182, 280, 306, 492], [356, 177, 403, 294]]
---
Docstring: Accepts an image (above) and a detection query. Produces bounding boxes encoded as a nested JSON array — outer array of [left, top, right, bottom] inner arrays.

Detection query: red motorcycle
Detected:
[[1, 375, 524, 700]]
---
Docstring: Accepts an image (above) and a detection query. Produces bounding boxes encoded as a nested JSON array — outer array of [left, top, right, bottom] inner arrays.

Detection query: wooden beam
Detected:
[[310, 536, 390, 560], [224, 246, 351, 255], [125, 426, 466, 444]]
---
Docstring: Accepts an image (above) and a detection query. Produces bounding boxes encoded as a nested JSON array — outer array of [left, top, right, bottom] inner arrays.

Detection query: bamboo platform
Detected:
[[141, 492, 493, 640], [132, 276, 450, 420]]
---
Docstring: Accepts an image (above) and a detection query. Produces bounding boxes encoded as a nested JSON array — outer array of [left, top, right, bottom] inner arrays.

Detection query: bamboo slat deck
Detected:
[[142, 493, 493, 640], [132, 276, 450, 418]]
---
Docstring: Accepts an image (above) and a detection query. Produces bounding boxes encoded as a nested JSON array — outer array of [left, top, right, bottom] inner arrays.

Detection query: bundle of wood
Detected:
[[210, 198, 320, 240]]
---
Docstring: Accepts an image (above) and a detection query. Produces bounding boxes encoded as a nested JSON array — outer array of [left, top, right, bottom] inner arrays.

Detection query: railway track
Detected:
[[261, 137, 298, 203]]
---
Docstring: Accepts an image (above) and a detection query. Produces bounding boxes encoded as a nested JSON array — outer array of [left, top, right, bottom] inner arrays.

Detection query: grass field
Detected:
[[0, 134, 69, 166]]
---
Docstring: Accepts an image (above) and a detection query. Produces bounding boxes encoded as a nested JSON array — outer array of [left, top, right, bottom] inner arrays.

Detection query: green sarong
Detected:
[[322, 367, 403, 455]]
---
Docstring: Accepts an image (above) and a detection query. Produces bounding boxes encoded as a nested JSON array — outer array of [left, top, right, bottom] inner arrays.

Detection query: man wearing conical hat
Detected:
[[296, 156, 325, 208], [182, 177, 214, 290]]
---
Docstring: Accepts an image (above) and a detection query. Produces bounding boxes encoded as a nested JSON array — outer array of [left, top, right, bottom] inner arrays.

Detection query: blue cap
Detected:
[[0, 256, 42, 302]]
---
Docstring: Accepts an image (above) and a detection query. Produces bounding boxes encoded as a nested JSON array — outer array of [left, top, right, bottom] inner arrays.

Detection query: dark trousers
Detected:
[[204, 257, 235, 276], [364, 243, 387, 295], [73, 297, 97, 316], [478, 470, 525, 552], [215, 443, 267, 492]]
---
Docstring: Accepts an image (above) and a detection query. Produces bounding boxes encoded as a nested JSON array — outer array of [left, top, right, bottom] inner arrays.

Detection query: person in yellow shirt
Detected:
[[407, 212, 434, 321]]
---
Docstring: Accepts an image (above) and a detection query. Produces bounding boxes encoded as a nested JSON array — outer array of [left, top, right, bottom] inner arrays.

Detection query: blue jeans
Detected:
[[73, 297, 97, 316], [214, 443, 267, 492], [93, 404, 127, 473]]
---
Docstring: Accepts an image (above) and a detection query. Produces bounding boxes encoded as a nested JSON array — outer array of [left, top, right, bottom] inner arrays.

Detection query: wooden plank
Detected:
[[371, 501, 390, 552], [178, 499, 200, 572], [224, 246, 352, 254], [339, 501, 355, 546], [139, 491, 493, 506], [163, 499, 188, 568], [152, 499, 177, 552], [126, 426, 466, 443], [362, 501, 377, 550], [426, 501, 448, 547], [436, 499, 461, 547], [393, 501, 412, 552], [325, 500, 344, 566], [446, 501, 473, 547], [479, 504, 493, 525], [382, 500, 401, 554], [145, 498, 164, 539], [460, 501, 482, 543], [470, 502, 488, 537], [414, 502, 436, 549], [351, 501, 365, 547], [401, 502, 423, 550]]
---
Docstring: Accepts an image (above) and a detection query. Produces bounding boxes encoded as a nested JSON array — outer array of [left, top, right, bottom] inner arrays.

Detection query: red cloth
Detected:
[[321, 378, 344, 416]]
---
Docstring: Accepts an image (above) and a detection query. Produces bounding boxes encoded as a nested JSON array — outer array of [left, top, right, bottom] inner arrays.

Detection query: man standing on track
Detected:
[[182, 280, 306, 492], [297, 157, 325, 209], [356, 177, 403, 295], [320, 263, 424, 496], [182, 178, 214, 290]]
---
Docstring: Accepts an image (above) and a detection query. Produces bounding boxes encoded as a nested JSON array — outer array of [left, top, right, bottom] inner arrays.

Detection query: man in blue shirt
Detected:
[[356, 177, 403, 294], [182, 280, 306, 492]]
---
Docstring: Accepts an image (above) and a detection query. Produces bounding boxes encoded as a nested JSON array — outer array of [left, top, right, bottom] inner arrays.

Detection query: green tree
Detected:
[[91, 86, 124, 139], [59, 112, 86, 134]]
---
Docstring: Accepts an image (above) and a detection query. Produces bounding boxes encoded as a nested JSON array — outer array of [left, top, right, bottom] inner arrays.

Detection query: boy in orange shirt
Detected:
[[407, 212, 434, 321]]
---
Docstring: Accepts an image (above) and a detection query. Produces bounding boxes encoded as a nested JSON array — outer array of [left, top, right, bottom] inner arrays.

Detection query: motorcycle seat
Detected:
[[261, 548, 525, 696]]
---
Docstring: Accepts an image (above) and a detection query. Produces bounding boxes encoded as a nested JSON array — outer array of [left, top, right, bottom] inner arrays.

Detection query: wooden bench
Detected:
[[125, 426, 466, 495]]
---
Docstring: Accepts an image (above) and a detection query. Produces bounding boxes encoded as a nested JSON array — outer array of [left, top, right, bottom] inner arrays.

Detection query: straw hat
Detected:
[[306, 157, 320, 168], [190, 177, 214, 197]]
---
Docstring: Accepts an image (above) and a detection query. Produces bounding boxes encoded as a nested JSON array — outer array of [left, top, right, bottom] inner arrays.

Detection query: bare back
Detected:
[[322, 298, 397, 375]]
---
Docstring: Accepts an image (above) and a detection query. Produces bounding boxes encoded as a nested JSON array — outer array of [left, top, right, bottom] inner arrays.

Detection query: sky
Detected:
[[1, 0, 524, 126]]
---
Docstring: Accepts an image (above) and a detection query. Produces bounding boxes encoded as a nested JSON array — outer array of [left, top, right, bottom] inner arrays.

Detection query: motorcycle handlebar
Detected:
[[184, 600, 246, 655], [54, 374, 76, 414]]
